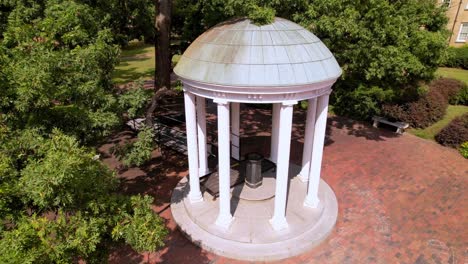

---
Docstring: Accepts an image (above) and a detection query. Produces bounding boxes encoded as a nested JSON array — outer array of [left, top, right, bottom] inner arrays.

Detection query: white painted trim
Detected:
[[183, 81, 332, 104], [176, 75, 339, 93], [456, 23, 468, 43]]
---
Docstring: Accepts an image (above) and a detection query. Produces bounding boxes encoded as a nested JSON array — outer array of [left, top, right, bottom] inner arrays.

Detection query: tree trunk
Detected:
[[146, 0, 172, 127]]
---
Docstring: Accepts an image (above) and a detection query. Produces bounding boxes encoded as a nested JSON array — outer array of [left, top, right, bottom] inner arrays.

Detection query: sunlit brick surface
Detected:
[[104, 109, 467, 264]]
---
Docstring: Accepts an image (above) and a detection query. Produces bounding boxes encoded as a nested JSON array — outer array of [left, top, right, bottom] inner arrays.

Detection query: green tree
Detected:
[[0, 1, 168, 262], [0, 130, 168, 263], [0, 1, 121, 143], [77, 0, 155, 44], [294, 0, 449, 119], [172, 0, 448, 119]]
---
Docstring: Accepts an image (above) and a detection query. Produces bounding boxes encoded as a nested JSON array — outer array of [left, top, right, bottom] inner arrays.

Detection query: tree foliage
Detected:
[[0, 1, 167, 262], [294, 0, 449, 118], [0, 1, 121, 143], [173, 0, 448, 119], [0, 129, 168, 263], [78, 0, 155, 44]]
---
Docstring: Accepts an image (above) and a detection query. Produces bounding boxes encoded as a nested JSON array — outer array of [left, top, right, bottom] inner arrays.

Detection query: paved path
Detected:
[[104, 110, 467, 264]]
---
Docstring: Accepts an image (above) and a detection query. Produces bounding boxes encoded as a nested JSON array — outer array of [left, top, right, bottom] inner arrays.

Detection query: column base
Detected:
[[269, 216, 289, 231], [215, 214, 234, 231], [297, 173, 309, 182], [303, 196, 320, 208], [188, 192, 204, 203]]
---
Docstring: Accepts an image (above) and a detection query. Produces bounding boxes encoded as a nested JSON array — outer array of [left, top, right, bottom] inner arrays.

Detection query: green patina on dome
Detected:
[[174, 17, 342, 88]]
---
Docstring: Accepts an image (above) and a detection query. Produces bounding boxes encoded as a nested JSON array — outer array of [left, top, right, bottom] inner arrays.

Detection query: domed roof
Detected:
[[174, 17, 341, 88]]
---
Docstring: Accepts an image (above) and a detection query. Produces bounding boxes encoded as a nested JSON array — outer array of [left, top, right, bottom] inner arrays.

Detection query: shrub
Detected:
[[435, 114, 468, 148], [460, 142, 468, 158], [441, 45, 468, 69], [382, 78, 466, 128], [451, 84, 468, 106], [429, 78, 465, 103], [382, 87, 447, 128]]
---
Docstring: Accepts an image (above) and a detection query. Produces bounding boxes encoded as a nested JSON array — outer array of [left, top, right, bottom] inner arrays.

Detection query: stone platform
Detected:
[[171, 164, 338, 261]]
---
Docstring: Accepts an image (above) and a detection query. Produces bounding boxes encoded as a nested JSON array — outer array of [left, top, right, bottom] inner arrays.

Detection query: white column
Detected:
[[269, 101, 296, 231], [196, 96, 209, 176], [184, 90, 203, 203], [270, 103, 281, 163], [304, 94, 330, 208], [214, 99, 233, 230], [298, 98, 318, 182], [230, 102, 240, 160]]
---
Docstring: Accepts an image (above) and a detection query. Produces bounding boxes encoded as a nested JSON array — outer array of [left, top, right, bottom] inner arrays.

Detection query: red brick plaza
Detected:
[[103, 108, 467, 264]]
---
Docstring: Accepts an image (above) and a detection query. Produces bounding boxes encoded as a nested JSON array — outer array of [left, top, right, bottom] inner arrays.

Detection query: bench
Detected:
[[372, 116, 409, 134]]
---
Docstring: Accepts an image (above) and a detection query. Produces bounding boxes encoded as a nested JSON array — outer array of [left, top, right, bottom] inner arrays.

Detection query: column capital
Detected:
[[322, 90, 333, 96], [281, 100, 298, 106], [213, 98, 229, 105]]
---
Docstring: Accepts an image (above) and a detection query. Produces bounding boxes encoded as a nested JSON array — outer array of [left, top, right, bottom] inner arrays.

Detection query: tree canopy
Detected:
[[0, 1, 167, 262], [173, 0, 449, 119]]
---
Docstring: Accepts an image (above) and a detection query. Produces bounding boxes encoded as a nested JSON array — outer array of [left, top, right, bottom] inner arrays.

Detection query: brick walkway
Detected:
[[104, 109, 467, 264]]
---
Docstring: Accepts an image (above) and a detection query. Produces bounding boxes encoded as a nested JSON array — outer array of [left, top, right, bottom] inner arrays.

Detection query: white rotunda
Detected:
[[171, 17, 342, 261]]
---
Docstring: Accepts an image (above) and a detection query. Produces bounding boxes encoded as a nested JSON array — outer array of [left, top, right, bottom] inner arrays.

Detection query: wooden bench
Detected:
[[372, 116, 409, 134]]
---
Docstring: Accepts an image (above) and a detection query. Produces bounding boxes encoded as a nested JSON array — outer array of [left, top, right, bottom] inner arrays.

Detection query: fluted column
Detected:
[[196, 96, 209, 176], [184, 90, 203, 203], [214, 99, 233, 230], [269, 101, 296, 231], [231, 102, 240, 160], [298, 98, 318, 182], [270, 103, 281, 163], [304, 94, 330, 208]]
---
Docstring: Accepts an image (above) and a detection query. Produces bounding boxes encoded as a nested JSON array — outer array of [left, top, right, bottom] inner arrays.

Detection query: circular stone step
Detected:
[[171, 167, 338, 261]]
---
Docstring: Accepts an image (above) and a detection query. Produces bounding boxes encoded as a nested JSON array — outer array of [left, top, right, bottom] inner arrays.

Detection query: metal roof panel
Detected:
[[174, 17, 341, 87]]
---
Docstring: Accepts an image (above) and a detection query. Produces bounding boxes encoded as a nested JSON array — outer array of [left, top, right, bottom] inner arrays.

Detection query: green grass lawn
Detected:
[[409, 105, 468, 140], [436, 67, 468, 84], [112, 41, 183, 85], [112, 42, 155, 84]]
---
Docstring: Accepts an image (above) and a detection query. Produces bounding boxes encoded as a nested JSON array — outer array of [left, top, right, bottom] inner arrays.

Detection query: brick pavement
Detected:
[[105, 110, 467, 264]]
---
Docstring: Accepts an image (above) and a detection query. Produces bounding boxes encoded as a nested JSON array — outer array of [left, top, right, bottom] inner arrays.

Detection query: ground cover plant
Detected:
[[435, 113, 468, 148], [409, 105, 468, 140]]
